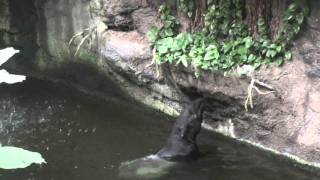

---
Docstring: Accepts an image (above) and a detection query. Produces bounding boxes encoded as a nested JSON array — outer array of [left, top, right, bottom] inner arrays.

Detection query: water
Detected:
[[0, 78, 319, 180]]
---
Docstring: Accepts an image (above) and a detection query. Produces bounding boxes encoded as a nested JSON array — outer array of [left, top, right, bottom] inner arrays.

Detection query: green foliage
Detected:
[[276, 1, 309, 43], [203, 0, 246, 37], [147, 4, 178, 45], [0, 146, 46, 169], [203, 2, 231, 36], [178, 0, 194, 18], [257, 18, 268, 38], [147, 1, 307, 75]]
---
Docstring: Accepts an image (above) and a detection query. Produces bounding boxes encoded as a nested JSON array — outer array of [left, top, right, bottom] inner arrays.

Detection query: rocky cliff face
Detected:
[[1, 0, 320, 167]]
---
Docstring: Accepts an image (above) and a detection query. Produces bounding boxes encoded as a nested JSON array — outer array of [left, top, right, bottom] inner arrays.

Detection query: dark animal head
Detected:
[[157, 99, 205, 161], [175, 98, 204, 143]]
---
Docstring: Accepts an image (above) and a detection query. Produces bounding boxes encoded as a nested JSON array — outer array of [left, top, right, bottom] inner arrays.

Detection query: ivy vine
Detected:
[[178, 0, 194, 18], [147, 0, 308, 76]]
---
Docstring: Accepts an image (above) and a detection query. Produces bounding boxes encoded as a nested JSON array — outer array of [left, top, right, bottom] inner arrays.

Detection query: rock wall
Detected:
[[1, 0, 320, 167]]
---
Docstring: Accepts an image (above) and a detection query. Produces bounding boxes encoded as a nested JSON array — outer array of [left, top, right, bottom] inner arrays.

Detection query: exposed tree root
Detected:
[[68, 26, 97, 56], [146, 48, 160, 78], [245, 73, 275, 112], [136, 48, 161, 79]]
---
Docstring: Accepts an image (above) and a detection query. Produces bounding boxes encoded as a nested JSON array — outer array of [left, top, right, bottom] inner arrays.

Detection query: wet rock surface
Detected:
[[1, 0, 320, 166]]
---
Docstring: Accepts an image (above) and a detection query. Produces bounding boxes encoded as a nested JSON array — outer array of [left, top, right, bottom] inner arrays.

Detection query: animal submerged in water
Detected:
[[119, 99, 205, 179], [157, 98, 204, 161]]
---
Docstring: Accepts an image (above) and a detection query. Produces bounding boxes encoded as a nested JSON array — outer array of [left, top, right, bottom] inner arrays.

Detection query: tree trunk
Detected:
[[245, 0, 289, 39], [192, 0, 207, 31]]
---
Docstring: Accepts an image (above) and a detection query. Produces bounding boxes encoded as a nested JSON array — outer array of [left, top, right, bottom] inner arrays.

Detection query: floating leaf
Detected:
[[0, 146, 46, 170], [0, 47, 20, 66]]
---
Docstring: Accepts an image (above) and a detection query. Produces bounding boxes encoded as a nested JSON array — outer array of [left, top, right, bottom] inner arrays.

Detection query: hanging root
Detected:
[[245, 75, 275, 112], [68, 26, 97, 56], [145, 48, 156, 68], [136, 48, 161, 79]]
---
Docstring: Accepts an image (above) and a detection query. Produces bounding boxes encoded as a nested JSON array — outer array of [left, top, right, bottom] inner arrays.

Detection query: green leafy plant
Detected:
[[146, 4, 179, 45], [178, 0, 194, 18], [276, 1, 309, 43], [147, 0, 307, 75]]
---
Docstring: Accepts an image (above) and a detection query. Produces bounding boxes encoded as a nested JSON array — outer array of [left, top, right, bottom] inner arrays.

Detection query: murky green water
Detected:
[[0, 78, 319, 180]]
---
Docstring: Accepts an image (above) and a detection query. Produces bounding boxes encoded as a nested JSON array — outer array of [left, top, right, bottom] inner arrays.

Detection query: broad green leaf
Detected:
[[172, 33, 193, 52], [157, 45, 169, 55], [201, 62, 210, 69], [167, 54, 174, 63], [0, 146, 46, 170], [204, 44, 220, 61], [179, 55, 188, 67], [146, 26, 159, 43], [243, 36, 253, 48], [275, 58, 284, 66], [257, 18, 265, 26], [293, 25, 300, 34], [223, 42, 233, 53], [297, 13, 304, 24], [270, 44, 277, 49], [248, 54, 256, 62], [262, 40, 270, 48], [156, 37, 174, 54], [266, 49, 277, 58], [276, 45, 282, 53], [164, 28, 174, 37], [287, 15, 294, 20], [192, 56, 203, 67], [237, 46, 247, 55], [189, 47, 197, 58], [163, 21, 173, 28], [254, 61, 262, 69], [173, 51, 182, 59], [204, 47, 220, 61], [285, 51, 292, 60], [288, 3, 297, 11]]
